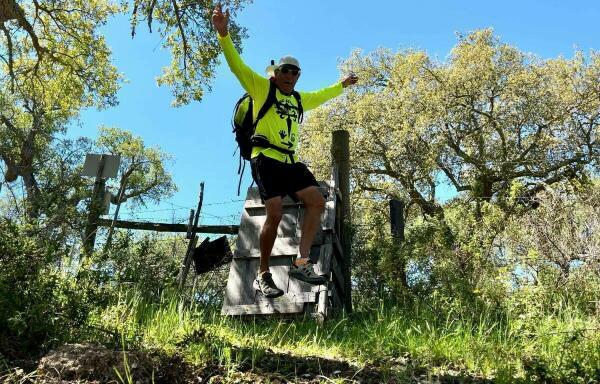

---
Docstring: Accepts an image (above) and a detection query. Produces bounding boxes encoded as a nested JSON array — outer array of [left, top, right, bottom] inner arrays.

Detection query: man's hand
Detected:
[[341, 73, 359, 88], [212, 3, 229, 37]]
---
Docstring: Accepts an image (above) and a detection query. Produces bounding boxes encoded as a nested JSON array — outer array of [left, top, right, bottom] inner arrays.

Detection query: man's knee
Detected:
[[304, 190, 325, 212], [264, 198, 283, 225], [265, 210, 282, 226]]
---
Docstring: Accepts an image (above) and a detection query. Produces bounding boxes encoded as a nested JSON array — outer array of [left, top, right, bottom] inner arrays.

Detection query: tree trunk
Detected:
[[0, 0, 20, 23]]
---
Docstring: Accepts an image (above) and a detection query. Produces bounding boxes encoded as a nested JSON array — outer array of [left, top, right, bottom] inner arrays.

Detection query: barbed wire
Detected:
[[113, 198, 244, 217]]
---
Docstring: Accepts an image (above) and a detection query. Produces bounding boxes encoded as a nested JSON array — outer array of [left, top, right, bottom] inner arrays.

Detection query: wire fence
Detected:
[[109, 198, 246, 226]]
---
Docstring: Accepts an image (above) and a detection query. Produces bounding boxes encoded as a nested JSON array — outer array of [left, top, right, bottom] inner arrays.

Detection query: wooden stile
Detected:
[[221, 170, 348, 319]]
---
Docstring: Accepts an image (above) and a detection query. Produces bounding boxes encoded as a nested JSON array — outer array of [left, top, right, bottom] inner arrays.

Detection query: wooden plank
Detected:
[[316, 283, 330, 317], [332, 233, 344, 263], [96, 218, 238, 234], [256, 291, 316, 305], [223, 257, 295, 308], [234, 237, 299, 258], [279, 212, 300, 238], [177, 235, 198, 290], [296, 208, 327, 245], [245, 197, 302, 209], [329, 284, 344, 315], [322, 200, 336, 231], [222, 301, 305, 316], [314, 243, 333, 276], [244, 205, 300, 217], [235, 212, 299, 252], [222, 258, 258, 306], [331, 255, 345, 297], [223, 255, 314, 315], [241, 186, 262, 204]]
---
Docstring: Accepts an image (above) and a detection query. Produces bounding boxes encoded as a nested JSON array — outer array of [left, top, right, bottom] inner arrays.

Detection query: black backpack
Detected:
[[192, 236, 232, 274], [231, 81, 303, 194]]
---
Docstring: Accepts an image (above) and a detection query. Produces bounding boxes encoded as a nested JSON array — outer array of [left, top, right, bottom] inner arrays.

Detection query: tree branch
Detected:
[[171, 0, 188, 73]]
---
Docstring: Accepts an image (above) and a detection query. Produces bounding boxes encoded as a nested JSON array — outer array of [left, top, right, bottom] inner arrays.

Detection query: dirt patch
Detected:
[[1, 343, 494, 383]]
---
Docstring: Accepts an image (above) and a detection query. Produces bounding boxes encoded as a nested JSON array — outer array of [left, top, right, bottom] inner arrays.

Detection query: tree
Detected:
[[301, 29, 600, 220], [0, 0, 121, 218], [300, 29, 600, 300], [96, 126, 177, 208], [506, 180, 600, 283], [83, 126, 176, 253], [129, 0, 251, 105], [1, 1, 251, 106], [0, 0, 122, 92]]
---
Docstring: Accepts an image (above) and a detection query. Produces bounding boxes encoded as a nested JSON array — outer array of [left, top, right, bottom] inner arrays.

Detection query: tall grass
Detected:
[[87, 288, 600, 382]]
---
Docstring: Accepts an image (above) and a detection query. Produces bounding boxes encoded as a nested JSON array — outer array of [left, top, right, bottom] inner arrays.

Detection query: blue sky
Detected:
[[78, 0, 600, 227]]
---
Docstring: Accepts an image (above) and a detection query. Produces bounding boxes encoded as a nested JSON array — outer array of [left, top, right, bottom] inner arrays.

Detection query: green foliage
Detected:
[[96, 126, 177, 208], [302, 28, 600, 218], [1, 0, 121, 219], [500, 183, 600, 318], [88, 288, 600, 382], [0, 0, 123, 105], [129, 0, 251, 105], [300, 30, 600, 347], [2, 1, 251, 106], [93, 230, 186, 299], [0, 219, 99, 357]]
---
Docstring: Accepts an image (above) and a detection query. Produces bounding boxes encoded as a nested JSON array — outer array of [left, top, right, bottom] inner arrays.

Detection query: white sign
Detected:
[[82, 154, 120, 178]]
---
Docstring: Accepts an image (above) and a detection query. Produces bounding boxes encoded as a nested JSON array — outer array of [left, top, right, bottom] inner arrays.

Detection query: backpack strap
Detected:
[[254, 81, 277, 127], [291, 91, 303, 123]]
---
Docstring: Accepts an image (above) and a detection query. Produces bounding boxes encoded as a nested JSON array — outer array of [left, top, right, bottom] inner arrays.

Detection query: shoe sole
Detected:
[[288, 271, 326, 285]]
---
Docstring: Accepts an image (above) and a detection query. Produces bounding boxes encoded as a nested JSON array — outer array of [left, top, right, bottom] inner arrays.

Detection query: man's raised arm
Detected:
[[211, 3, 268, 99], [211, 3, 229, 37]]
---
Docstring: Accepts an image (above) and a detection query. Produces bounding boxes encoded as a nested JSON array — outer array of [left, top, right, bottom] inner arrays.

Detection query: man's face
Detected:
[[273, 65, 301, 94]]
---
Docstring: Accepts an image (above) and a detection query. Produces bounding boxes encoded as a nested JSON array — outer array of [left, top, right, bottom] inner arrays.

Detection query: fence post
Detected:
[[390, 199, 408, 289], [83, 155, 106, 255], [390, 199, 405, 241], [331, 130, 352, 314], [178, 182, 205, 292]]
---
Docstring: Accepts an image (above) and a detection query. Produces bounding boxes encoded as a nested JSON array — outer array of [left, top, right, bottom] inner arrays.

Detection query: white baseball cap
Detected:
[[265, 56, 301, 77]]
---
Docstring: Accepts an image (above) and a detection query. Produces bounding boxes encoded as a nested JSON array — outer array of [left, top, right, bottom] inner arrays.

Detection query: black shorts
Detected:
[[250, 154, 319, 202]]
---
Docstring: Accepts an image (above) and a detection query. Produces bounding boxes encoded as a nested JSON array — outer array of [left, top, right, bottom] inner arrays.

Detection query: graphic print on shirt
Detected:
[[274, 98, 300, 150]]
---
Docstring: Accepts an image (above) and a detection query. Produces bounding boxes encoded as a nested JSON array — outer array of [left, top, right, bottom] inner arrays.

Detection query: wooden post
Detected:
[[390, 199, 408, 290], [83, 155, 106, 255], [390, 199, 405, 241], [178, 182, 205, 292], [186, 209, 194, 239], [331, 130, 352, 314], [104, 174, 129, 252]]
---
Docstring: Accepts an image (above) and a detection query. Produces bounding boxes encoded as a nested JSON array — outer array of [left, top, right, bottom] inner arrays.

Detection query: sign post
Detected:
[[82, 154, 120, 255]]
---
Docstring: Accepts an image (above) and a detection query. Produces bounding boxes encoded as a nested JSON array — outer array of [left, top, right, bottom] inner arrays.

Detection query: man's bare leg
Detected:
[[294, 186, 325, 266], [259, 196, 283, 273]]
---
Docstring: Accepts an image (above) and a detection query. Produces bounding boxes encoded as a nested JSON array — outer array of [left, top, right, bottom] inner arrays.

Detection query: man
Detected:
[[212, 4, 358, 298]]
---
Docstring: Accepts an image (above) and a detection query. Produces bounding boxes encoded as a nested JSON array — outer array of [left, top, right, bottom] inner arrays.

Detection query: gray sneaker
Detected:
[[254, 272, 284, 298], [288, 261, 327, 285]]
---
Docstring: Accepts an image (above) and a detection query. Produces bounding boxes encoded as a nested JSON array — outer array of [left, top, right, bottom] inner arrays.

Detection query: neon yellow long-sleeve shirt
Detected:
[[218, 33, 343, 163]]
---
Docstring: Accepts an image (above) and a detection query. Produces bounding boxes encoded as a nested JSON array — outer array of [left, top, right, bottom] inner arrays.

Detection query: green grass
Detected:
[[85, 290, 600, 383]]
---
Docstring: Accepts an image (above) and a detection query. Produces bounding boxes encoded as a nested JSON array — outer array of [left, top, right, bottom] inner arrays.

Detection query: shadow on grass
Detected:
[[177, 327, 496, 384]]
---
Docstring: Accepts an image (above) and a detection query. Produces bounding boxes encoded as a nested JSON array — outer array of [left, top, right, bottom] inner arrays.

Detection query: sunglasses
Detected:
[[279, 67, 300, 76]]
